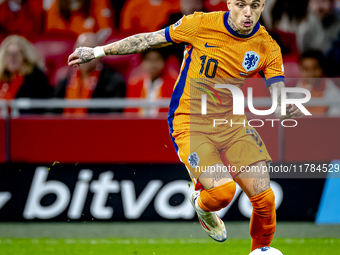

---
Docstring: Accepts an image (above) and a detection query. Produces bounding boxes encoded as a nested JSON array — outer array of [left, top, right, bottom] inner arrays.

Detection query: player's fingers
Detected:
[[287, 104, 295, 111], [68, 49, 81, 63], [286, 104, 292, 110], [291, 108, 302, 116], [288, 105, 297, 113], [68, 59, 81, 67], [286, 105, 292, 113], [68, 52, 76, 63]]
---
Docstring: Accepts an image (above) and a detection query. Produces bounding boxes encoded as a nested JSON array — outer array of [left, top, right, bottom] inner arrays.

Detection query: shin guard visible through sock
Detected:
[[197, 181, 236, 212], [249, 188, 276, 251]]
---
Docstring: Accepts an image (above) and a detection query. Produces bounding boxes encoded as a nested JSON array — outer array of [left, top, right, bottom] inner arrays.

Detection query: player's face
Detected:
[[227, 0, 265, 34]]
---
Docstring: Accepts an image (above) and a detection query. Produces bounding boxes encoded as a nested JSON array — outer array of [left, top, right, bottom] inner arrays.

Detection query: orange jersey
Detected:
[[164, 11, 284, 151], [120, 0, 180, 35], [0, 0, 44, 42], [126, 70, 178, 114], [45, 0, 114, 36]]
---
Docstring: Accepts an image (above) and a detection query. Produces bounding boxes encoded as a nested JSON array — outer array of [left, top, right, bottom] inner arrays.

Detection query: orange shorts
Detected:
[[172, 116, 272, 185]]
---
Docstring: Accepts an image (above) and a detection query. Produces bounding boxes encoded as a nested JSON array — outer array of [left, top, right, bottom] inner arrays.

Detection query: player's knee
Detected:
[[250, 188, 275, 217], [198, 181, 236, 211]]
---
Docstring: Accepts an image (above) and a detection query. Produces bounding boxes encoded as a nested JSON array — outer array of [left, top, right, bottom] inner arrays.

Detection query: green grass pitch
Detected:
[[0, 238, 340, 255], [0, 222, 339, 255]]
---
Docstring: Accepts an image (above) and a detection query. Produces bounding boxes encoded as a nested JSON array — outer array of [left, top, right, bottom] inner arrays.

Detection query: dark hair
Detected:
[[141, 48, 169, 60], [58, 0, 91, 22], [299, 50, 325, 70], [272, 0, 310, 29]]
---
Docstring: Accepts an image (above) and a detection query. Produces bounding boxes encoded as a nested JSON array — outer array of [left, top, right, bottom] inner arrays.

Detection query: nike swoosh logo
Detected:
[[263, 232, 275, 237], [205, 43, 219, 48]]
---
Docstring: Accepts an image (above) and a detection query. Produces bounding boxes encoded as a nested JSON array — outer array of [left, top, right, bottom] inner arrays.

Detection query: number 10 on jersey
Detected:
[[199, 55, 218, 78]]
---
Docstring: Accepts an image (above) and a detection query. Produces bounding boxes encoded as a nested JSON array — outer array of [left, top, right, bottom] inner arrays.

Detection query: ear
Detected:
[[227, 0, 232, 11], [261, 0, 266, 12]]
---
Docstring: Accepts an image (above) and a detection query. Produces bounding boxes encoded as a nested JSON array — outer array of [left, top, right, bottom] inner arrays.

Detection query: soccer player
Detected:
[[68, 0, 303, 251]]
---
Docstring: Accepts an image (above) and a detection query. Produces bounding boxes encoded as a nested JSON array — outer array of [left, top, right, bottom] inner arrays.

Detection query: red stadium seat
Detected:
[[33, 32, 76, 86], [204, 0, 229, 12], [242, 75, 271, 98], [282, 60, 301, 87]]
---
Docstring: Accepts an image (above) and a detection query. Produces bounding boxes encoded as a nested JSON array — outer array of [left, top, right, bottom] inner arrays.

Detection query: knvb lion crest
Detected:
[[188, 152, 200, 168], [242, 51, 260, 72]]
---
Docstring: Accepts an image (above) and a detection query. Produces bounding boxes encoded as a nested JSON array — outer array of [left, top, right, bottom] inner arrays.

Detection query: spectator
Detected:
[[300, 0, 340, 54], [109, 0, 125, 31], [165, 0, 206, 62], [45, 0, 114, 42], [0, 0, 44, 42], [0, 35, 52, 103], [203, 0, 229, 12], [54, 32, 126, 115], [268, 0, 309, 33], [126, 49, 178, 116], [336, 0, 340, 17], [294, 51, 340, 116], [167, 0, 205, 26], [325, 30, 340, 77], [181, 0, 204, 15], [260, 0, 309, 58], [120, 0, 180, 35]]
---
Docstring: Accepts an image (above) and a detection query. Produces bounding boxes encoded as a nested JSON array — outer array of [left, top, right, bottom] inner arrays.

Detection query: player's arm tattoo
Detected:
[[268, 81, 289, 119], [104, 29, 172, 55], [68, 29, 172, 66], [77, 47, 95, 64], [253, 178, 270, 196]]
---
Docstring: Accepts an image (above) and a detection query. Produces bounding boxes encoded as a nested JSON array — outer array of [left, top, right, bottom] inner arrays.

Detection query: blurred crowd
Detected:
[[0, 0, 339, 116]]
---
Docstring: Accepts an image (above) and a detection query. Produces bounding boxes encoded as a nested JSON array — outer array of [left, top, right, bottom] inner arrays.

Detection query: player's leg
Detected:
[[196, 163, 235, 212], [221, 125, 275, 251], [190, 162, 236, 242], [234, 161, 276, 252], [175, 133, 236, 241]]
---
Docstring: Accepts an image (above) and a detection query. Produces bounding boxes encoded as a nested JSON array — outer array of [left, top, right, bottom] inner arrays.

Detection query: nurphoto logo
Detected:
[[199, 84, 312, 128]]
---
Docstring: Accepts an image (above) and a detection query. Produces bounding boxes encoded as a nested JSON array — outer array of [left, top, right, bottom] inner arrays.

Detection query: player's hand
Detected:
[[286, 104, 303, 118], [275, 104, 303, 119], [68, 47, 95, 67]]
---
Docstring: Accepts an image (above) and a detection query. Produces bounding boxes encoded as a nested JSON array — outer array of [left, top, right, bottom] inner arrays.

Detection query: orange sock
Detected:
[[249, 188, 276, 252], [197, 181, 236, 212]]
